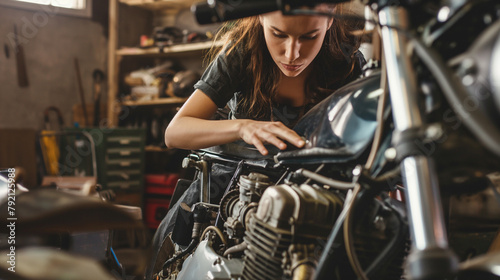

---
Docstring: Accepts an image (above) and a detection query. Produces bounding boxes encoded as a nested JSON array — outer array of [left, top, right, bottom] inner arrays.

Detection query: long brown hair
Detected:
[[205, 4, 362, 120]]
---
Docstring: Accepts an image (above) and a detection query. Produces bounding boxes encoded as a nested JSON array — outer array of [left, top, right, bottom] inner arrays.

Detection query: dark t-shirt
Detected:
[[193, 46, 247, 108], [194, 46, 365, 128]]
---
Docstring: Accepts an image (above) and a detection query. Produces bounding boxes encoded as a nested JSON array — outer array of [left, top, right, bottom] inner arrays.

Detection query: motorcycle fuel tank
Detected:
[[277, 70, 383, 164]]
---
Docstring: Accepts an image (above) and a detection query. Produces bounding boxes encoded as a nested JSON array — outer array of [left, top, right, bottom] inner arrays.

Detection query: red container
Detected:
[[144, 173, 178, 229], [145, 198, 170, 229], [145, 173, 179, 195]]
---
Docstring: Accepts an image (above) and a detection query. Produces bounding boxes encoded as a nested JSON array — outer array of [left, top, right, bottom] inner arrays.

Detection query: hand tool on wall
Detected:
[[14, 24, 29, 87], [74, 58, 89, 127], [4, 44, 10, 59], [92, 69, 105, 127]]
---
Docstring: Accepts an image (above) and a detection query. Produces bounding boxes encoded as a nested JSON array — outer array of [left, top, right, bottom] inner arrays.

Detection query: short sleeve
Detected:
[[194, 47, 246, 108]]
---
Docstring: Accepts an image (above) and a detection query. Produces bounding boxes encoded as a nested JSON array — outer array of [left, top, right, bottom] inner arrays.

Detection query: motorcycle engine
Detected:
[[242, 182, 343, 280], [217, 172, 408, 280], [175, 171, 407, 280]]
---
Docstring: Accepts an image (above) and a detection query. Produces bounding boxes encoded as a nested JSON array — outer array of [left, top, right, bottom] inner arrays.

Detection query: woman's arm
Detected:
[[165, 89, 305, 155]]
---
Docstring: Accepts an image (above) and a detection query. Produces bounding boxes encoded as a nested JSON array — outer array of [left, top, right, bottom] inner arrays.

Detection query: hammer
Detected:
[[92, 69, 105, 127]]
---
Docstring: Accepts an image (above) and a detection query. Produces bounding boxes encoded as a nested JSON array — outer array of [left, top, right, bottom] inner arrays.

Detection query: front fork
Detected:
[[378, 6, 459, 279]]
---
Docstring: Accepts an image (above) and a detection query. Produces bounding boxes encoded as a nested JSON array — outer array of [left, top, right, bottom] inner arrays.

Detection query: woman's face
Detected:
[[260, 11, 332, 78]]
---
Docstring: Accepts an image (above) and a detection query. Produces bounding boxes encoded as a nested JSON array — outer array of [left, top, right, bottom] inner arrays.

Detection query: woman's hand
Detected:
[[238, 120, 305, 155]]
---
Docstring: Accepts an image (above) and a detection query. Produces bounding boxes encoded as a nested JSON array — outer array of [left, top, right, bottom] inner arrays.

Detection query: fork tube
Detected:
[[378, 6, 458, 280]]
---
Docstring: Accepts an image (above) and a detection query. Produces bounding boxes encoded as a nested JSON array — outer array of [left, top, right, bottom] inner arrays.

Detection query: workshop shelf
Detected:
[[116, 40, 223, 57], [121, 97, 188, 106]]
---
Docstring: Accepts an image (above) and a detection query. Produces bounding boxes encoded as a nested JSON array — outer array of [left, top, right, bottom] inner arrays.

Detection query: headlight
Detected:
[[490, 23, 500, 111], [454, 19, 500, 129]]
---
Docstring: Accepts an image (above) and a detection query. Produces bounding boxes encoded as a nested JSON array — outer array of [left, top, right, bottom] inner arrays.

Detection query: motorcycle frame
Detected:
[[377, 5, 459, 280], [312, 3, 464, 279]]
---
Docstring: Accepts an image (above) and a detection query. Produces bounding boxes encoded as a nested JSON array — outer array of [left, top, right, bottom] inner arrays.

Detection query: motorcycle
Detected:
[[150, 0, 500, 279]]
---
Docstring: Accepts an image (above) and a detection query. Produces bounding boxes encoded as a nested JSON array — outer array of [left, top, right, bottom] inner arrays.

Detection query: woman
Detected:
[[164, 5, 364, 155], [146, 5, 365, 279]]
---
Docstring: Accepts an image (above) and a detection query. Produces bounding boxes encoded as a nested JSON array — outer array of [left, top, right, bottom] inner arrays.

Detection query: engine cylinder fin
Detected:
[[246, 228, 291, 257], [243, 263, 277, 280], [243, 260, 281, 280], [245, 244, 283, 267], [244, 249, 282, 273], [251, 217, 292, 236], [242, 218, 293, 280], [246, 239, 290, 258], [244, 252, 282, 278], [244, 232, 290, 263]]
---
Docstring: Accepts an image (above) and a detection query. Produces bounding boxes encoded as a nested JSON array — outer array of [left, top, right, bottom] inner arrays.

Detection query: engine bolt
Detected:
[[373, 216, 386, 231], [385, 147, 397, 161], [426, 124, 443, 141]]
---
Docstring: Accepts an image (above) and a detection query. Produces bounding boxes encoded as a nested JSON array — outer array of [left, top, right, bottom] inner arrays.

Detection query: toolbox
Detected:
[[144, 173, 178, 229], [53, 127, 147, 207]]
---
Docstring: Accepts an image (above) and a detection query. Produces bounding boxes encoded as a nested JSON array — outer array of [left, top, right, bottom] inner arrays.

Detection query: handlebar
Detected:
[[192, 0, 351, 24]]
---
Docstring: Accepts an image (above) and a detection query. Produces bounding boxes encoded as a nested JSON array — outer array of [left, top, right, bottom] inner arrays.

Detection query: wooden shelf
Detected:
[[108, 0, 218, 127], [121, 97, 187, 106], [145, 146, 171, 152], [116, 40, 222, 56], [119, 0, 203, 11]]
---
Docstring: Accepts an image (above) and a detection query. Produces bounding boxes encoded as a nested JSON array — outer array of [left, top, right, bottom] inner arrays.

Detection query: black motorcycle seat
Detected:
[[200, 140, 279, 160]]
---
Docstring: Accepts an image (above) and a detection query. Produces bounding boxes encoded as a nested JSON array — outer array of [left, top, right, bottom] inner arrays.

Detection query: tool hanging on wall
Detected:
[[74, 58, 89, 127], [4, 44, 10, 59], [14, 24, 29, 87], [92, 69, 105, 127], [40, 106, 64, 176]]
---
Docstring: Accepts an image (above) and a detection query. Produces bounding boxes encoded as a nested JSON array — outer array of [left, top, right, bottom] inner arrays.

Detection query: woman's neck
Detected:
[[275, 67, 312, 107]]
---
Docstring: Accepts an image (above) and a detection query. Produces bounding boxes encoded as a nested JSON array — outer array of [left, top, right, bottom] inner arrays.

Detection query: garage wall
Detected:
[[0, 3, 108, 130]]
